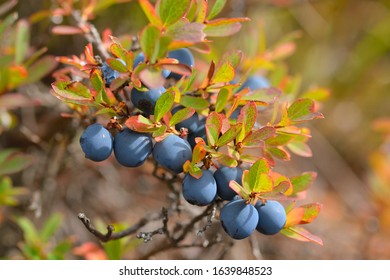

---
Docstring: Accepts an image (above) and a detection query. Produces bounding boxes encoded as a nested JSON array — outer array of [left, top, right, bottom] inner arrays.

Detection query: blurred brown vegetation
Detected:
[[1, 0, 390, 259]]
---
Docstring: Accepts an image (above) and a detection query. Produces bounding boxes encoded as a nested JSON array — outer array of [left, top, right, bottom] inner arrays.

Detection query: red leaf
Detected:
[[125, 115, 157, 133]]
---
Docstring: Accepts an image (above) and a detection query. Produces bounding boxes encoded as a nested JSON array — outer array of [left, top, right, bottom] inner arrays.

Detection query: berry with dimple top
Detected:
[[214, 166, 243, 200], [167, 48, 194, 80], [220, 199, 259, 240], [182, 170, 217, 206], [113, 128, 153, 167], [171, 105, 201, 134], [133, 52, 170, 78], [255, 200, 286, 235], [152, 134, 192, 174], [80, 123, 113, 162], [131, 86, 165, 115]]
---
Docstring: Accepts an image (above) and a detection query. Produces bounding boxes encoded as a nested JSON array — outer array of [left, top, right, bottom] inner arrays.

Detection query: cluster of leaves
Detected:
[[50, 0, 324, 245], [0, 1, 58, 134]]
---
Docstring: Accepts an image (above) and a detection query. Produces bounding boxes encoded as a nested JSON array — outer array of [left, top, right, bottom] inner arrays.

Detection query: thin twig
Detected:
[[137, 207, 169, 242], [77, 211, 163, 242]]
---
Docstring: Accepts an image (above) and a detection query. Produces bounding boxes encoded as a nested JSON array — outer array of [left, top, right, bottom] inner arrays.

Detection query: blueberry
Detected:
[[113, 128, 153, 167], [214, 166, 243, 200], [220, 199, 259, 240], [238, 75, 270, 92], [171, 105, 201, 134], [182, 170, 217, 206], [133, 52, 170, 78], [167, 48, 194, 80], [131, 86, 166, 115], [187, 119, 207, 149], [255, 200, 286, 235], [80, 123, 113, 162], [152, 134, 192, 174]]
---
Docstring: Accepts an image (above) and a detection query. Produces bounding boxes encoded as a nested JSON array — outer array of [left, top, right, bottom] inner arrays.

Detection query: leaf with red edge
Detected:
[[266, 146, 291, 161], [280, 226, 323, 246], [204, 17, 250, 37], [160, 62, 192, 77], [170, 107, 195, 127], [192, 142, 206, 164], [216, 124, 242, 147], [200, 60, 215, 89], [195, 0, 208, 22], [249, 158, 270, 192], [166, 19, 205, 45], [284, 207, 305, 228], [109, 43, 134, 71], [287, 141, 312, 157], [240, 88, 281, 104], [154, 90, 175, 122], [106, 58, 128, 73], [90, 69, 109, 104], [279, 98, 324, 126], [213, 152, 237, 167], [212, 61, 235, 84], [125, 115, 159, 133], [215, 87, 230, 113], [242, 126, 276, 147], [157, 0, 191, 27], [51, 81, 93, 106], [301, 203, 322, 224], [237, 101, 257, 142], [84, 43, 96, 65], [229, 180, 249, 200], [138, 0, 163, 27], [139, 67, 166, 88], [291, 172, 317, 195], [206, 112, 223, 146]]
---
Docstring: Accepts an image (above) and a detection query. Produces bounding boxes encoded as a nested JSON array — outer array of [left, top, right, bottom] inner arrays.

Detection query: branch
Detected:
[[71, 11, 110, 59], [77, 211, 163, 242], [137, 207, 170, 242]]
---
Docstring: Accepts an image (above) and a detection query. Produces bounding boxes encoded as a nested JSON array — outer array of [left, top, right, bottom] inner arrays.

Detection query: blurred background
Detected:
[[1, 0, 390, 259]]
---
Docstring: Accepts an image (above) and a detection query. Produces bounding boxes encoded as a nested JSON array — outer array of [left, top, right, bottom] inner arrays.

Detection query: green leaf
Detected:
[[280, 226, 323, 246], [207, 0, 227, 20], [265, 133, 293, 146], [15, 217, 40, 246], [287, 141, 312, 157], [221, 49, 243, 69], [90, 69, 109, 104], [242, 126, 275, 147], [0, 176, 28, 206], [25, 55, 58, 84], [0, 150, 32, 176], [249, 158, 270, 192], [280, 98, 324, 126], [240, 88, 281, 104], [216, 124, 241, 147], [103, 239, 123, 260], [154, 90, 175, 122], [237, 101, 257, 142], [15, 20, 30, 64], [213, 152, 238, 167], [291, 172, 317, 195], [138, 0, 163, 27], [51, 80, 94, 106], [180, 95, 209, 110], [140, 24, 161, 63], [0, 13, 17, 39], [252, 173, 273, 193], [206, 112, 222, 146], [204, 17, 250, 37], [301, 203, 322, 224], [212, 61, 235, 84], [266, 147, 290, 161], [106, 58, 128, 73], [40, 213, 62, 243], [157, 0, 191, 26], [169, 107, 195, 127], [215, 87, 230, 113]]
